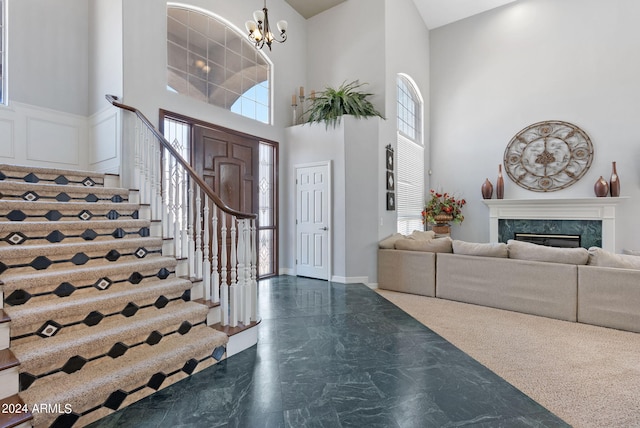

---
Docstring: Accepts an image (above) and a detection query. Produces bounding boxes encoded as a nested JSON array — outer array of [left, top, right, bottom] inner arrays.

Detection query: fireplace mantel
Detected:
[[482, 197, 628, 252]]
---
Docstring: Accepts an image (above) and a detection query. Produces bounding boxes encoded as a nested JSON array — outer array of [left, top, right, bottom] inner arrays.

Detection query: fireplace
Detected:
[[514, 233, 581, 248], [482, 197, 627, 252]]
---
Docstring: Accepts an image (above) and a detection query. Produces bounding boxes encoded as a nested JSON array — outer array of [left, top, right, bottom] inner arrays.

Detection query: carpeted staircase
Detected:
[[0, 164, 228, 427]]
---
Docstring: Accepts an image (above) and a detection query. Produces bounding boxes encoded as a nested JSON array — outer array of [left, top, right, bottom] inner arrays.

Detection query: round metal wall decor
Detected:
[[503, 120, 594, 192]]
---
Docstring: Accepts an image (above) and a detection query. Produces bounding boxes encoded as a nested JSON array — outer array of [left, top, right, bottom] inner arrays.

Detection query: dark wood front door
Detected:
[[193, 125, 259, 216]]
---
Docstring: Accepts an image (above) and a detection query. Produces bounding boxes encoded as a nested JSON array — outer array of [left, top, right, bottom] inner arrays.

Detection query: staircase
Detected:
[[0, 164, 229, 427]]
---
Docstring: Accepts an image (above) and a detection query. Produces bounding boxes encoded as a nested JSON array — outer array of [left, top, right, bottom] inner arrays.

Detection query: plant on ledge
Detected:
[[305, 80, 385, 129], [422, 189, 467, 225]]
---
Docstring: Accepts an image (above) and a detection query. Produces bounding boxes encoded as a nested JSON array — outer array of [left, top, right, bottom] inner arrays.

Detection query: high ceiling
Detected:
[[284, 0, 517, 28]]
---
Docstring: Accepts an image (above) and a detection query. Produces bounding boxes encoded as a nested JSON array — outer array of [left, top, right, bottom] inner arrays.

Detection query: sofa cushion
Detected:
[[395, 237, 453, 253], [379, 233, 406, 249], [452, 240, 508, 258], [588, 247, 640, 270], [409, 230, 436, 241], [623, 248, 640, 257], [507, 239, 589, 265]]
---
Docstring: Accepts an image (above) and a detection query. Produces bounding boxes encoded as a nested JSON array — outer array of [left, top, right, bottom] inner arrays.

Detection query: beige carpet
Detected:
[[377, 290, 640, 428]]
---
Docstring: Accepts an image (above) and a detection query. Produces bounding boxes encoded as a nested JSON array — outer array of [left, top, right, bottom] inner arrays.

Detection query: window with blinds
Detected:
[[396, 75, 424, 235]]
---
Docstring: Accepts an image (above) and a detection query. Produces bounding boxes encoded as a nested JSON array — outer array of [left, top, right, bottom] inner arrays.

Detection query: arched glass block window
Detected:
[[167, 4, 272, 124]]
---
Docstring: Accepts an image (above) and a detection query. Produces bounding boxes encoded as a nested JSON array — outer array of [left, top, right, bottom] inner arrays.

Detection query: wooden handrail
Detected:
[[105, 94, 256, 220]]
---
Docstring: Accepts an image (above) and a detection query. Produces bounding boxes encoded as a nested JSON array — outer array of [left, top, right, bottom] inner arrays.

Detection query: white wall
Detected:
[[282, 117, 379, 283], [9, 0, 89, 116], [381, 0, 431, 240], [430, 0, 640, 251], [305, 0, 386, 115], [88, 0, 124, 174], [89, 0, 123, 115]]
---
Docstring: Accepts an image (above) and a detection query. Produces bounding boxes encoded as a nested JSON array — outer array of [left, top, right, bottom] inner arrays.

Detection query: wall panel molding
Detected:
[[0, 101, 90, 170], [90, 107, 121, 174]]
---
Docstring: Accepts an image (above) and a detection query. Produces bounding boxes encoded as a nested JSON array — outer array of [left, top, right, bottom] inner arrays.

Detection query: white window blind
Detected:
[[396, 75, 424, 235], [396, 134, 424, 234]]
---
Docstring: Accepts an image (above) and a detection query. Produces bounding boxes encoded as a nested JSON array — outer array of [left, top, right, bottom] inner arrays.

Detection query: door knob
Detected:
[[319, 226, 328, 231]]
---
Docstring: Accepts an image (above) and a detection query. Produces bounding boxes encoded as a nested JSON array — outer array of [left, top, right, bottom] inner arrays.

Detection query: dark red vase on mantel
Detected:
[[496, 165, 504, 199], [481, 178, 493, 199], [594, 176, 608, 197], [610, 161, 620, 197]]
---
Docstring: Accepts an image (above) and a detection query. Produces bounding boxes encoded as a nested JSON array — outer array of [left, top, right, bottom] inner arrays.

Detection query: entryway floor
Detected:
[[88, 275, 568, 427]]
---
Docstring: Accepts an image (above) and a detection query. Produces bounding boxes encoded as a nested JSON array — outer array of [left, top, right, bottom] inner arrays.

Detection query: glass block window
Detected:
[[0, 0, 6, 105], [167, 5, 271, 124], [396, 74, 424, 234]]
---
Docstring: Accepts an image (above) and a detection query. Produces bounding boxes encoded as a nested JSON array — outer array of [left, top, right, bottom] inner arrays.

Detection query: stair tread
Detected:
[[0, 349, 19, 371], [0, 236, 163, 260], [20, 325, 227, 427], [0, 394, 32, 428], [13, 301, 209, 374], [0, 256, 179, 291], [5, 277, 192, 328], [0, 219, 150, 233], [0, 200, 139, 211], [0, 163, 107, 181], [0, 180, 126, 195]]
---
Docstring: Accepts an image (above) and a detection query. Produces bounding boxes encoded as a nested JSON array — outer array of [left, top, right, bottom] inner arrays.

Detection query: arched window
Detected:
[[396, 74, 424, 234], [167, 4, 271, 124]]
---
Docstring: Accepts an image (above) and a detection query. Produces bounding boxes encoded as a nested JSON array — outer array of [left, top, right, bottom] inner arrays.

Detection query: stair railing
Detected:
[[105, 95, 257, 327]]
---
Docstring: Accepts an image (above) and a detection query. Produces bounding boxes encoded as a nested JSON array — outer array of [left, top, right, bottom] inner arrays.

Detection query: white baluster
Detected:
[[230, 216, 238, 327], [154, 141, 163, 219], [161, 148, 170, 238], [171, 157, 180, 256], [181, 166, 189, 260], [194, 187, 203, 280], [187, 177, 196, 277], [221, 212, 229, 326], [236, 218, 246, 324], [141, 128, 149, 204], [203, 194, 211, 301], [134, 120, 142, 193], [212, 205, 220, 304], [250, 219, 258, 322], [243, 219, 252, 325]]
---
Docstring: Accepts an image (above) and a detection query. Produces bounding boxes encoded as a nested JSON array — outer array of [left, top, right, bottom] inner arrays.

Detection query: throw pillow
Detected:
[[408, 230, 436, 241], [588, 247, 640, 270], [395, 237, 453, 253], [452, 240, 508, 258], [507, 239, 589, 265], [379, 233, 405, 249], [623, 249, 640, 257]]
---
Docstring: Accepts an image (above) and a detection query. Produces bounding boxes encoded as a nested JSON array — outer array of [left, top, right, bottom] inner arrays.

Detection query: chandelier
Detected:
[[245, 0, 287, 50]]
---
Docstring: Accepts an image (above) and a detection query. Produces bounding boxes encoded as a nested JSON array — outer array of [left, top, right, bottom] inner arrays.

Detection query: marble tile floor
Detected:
[[88, 275, 568, 427]]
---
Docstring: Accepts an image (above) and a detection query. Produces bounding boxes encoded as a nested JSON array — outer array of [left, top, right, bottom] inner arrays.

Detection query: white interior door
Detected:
[[296, 163, 331, 280]]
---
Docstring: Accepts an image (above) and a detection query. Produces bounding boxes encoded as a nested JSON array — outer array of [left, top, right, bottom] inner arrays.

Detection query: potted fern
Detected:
[[305, 80, 384, 129]]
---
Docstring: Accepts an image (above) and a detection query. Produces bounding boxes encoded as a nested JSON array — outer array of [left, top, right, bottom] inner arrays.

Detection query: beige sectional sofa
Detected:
[[378, 236, 640, 333]]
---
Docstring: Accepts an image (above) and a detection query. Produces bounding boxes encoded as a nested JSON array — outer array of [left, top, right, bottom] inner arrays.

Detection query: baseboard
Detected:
[[330, 276, 369, 285], [367, 283, 379, 289], [278, 268, 295, 276]]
